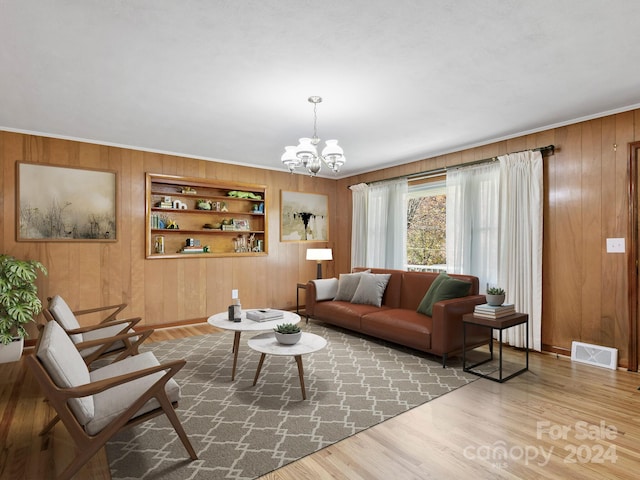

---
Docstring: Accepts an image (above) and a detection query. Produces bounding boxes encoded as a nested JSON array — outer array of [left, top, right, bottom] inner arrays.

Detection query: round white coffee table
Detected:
[[207, 310, 300, 380], [247, 332, 327, 400]]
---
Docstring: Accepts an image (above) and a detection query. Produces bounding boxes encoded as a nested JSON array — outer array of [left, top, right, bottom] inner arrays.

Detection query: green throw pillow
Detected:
[[417, 273, 449, 315], [418, 275, 471, 316]]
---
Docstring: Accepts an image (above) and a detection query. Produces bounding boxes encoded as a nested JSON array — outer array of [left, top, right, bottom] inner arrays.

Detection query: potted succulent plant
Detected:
[[486, 286, 506, 306], [0, 254, 47, 362], [273, 323, 302, 345]]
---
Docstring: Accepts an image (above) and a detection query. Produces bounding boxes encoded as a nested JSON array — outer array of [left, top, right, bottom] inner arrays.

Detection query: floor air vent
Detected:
[[571, 341, 618, 370]]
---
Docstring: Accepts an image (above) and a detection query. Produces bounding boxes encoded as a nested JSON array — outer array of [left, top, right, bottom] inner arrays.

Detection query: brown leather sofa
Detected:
[[305, 267, 490, 366]]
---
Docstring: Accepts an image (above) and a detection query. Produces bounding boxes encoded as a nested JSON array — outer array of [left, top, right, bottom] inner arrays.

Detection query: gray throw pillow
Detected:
[[350, 273, 392, 307], [333, 272, 365, 302]]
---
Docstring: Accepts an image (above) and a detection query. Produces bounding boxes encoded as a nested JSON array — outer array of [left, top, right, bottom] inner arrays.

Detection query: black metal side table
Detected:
[[462, 312, 529, 383]]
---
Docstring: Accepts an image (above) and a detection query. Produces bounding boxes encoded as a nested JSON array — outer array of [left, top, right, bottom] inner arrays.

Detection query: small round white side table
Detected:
[[247, 331, 327, 400]]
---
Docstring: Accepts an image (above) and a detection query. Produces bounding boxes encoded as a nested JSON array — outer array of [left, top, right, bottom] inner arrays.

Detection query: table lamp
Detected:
[[306, 248, 333, 279]]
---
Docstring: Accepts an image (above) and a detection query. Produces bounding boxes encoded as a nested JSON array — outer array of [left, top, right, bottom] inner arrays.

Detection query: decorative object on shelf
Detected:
[[486, 286, 506, 306], [228, 190, 262, 200], [273, 323, 302, 345], [280, 96, 345, 175], [17, 162, 117, 241], [0, 254, 47, 362], [233, 219, 250, 231], [306, 248, 333, 279], [196, 199, 212, 210], [166, 219, 179, 229], [203, 223, 221, 229], [154, 235, 165, 254], [281, 191, 329, 241], [180, 186, 197, 194]]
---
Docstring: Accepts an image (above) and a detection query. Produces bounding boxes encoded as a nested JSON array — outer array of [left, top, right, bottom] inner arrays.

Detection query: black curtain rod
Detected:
[[349, 145, 555, 188]]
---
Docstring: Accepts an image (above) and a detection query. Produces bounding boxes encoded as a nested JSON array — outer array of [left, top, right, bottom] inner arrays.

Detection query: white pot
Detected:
[[486, 294, 506, 306], [0, 337, 24, 363], [275, 331, 301, 345]]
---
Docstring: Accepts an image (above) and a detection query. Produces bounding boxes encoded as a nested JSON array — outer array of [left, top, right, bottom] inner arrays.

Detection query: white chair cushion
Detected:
[[49, 295, 83, 343], [79, 324, 138, 358], [311, 278, 339, 301], [86, 351, 181, 436], [36, 321, 94, 425]]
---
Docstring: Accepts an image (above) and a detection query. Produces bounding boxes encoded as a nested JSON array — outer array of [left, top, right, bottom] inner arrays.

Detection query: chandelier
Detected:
[[281, 96, 346, 176]]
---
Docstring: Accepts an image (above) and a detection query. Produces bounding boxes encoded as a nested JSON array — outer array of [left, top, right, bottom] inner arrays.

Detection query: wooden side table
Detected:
[[296, 282, 307, 316], [462, 312, 529, 383]]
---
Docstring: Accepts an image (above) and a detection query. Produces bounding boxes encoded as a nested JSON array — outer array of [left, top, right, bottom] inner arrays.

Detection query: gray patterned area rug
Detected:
[[106, 321, 477, 480]]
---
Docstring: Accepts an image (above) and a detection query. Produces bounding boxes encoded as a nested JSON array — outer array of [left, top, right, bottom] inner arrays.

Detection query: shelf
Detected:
[[151, 229, 264, 234], [151, 207, 264, 216], [146, 173, 268, 259]]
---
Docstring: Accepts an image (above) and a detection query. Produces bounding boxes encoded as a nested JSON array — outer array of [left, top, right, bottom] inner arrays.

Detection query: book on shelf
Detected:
[[180, 247, 205, 253], [246, 309, 283, 322]]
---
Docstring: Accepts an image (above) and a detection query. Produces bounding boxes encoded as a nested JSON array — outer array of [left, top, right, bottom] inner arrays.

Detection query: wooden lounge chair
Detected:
[[44, 295, 149, 365], [26, 320, 198, 480]]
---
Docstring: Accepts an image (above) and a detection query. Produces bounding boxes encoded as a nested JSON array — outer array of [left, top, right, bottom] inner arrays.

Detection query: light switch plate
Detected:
[[231, 289, 238, 299], [606, 238, 625, 253]]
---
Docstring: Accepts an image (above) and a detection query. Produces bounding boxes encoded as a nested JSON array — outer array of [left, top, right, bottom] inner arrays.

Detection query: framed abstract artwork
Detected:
[[17, 162, 117, 241], [280, 190, 329, 242]]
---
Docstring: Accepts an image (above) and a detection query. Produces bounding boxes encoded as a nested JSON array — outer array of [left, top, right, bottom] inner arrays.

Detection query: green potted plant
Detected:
[[486, 286, 506, 306], [273, 322, 302, 345], [0, 254, 47, 362]]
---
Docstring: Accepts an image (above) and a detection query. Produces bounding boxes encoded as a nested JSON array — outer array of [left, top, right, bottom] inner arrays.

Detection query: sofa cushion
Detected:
[[419, 275, 472, 316], [416, 272, 449, 316], [334, 272, 366, 302], [361, 309, 432, 351], [351, 273, 392, 307], [87, 351, 181, 436]]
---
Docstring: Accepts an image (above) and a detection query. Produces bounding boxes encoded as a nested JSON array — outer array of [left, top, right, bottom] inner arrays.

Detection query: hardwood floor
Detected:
[[2, 323, 640, 479]]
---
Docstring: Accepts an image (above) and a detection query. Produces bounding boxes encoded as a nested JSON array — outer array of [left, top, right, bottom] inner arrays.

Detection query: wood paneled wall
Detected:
[[0, 132, 337, 334], [3, 108, 640, 367], [335, 109, 640, 368]]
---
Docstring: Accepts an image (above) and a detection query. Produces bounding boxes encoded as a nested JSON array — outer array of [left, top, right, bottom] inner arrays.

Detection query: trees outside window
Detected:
[[406, 179, 446, 271]]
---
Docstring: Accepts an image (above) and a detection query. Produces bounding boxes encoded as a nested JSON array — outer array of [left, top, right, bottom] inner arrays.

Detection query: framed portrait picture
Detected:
[[17, 162, 117, 241], [280, 190, 329, 242]]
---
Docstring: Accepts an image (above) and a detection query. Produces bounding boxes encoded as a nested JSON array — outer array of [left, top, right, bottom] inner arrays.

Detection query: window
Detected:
[[406, 177, 446, 272]]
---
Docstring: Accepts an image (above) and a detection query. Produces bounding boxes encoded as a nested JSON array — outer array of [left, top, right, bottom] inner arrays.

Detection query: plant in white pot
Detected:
[[0, 254, 47, 362], [273, 323, 301, 345], [486, 287, 506, 306]]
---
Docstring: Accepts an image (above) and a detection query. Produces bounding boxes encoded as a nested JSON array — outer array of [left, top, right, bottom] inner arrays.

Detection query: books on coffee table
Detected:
[[473, 303, 515, 319], [246, 309, 284, 322]]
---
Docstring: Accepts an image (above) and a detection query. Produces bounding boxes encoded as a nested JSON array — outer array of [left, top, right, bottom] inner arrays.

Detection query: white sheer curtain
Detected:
[[366, 178, 407, 269], [349, 183, 368, 270], [446, 162, 500, 291], [446, 150, 543, 351], [498, 151, 543, 350], [350, 178, 407, 270]]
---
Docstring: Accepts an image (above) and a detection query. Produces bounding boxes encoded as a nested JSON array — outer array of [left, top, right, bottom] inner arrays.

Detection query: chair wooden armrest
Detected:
[[72, 302, 128, 324], [75, 328, 154, 366], [64, 316, 141, 335], [52, 358, 186, 400]]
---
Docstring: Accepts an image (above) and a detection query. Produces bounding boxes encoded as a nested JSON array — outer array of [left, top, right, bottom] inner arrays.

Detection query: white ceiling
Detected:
[[2, 1, 640, 178]]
